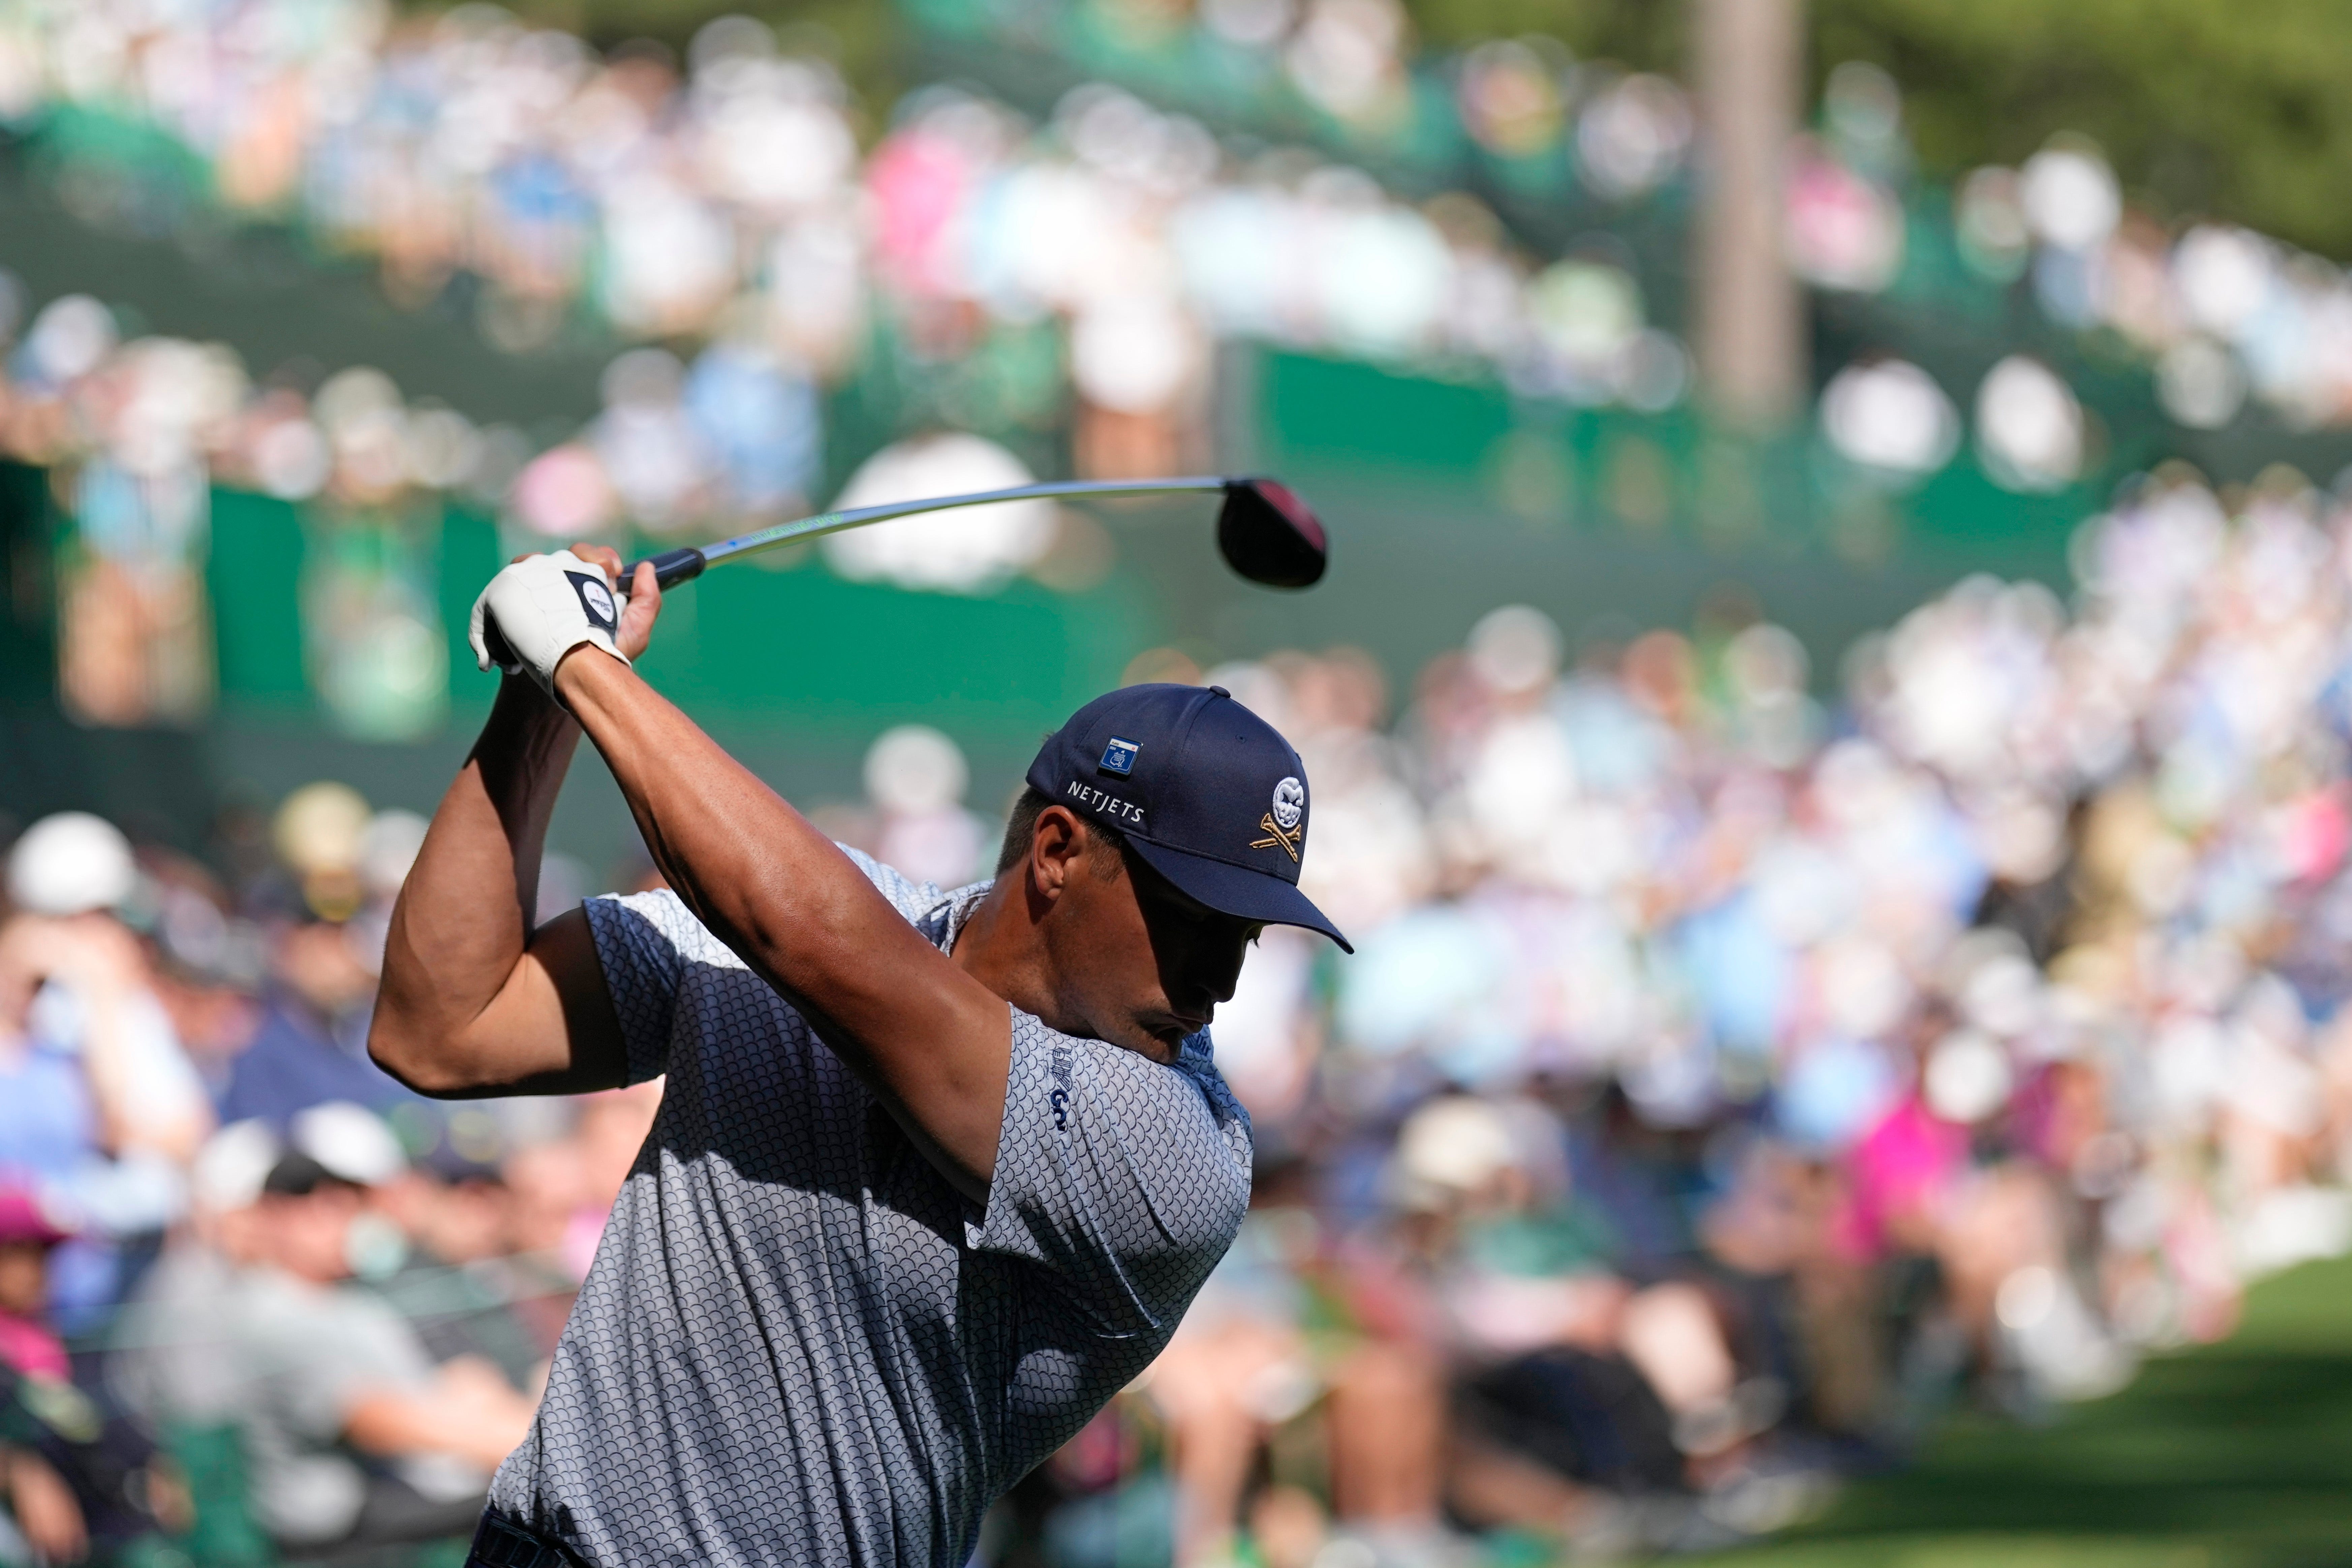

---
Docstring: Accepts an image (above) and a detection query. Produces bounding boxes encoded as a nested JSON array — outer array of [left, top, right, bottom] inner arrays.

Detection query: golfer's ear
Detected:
[[1028, 805, 1085, 899]]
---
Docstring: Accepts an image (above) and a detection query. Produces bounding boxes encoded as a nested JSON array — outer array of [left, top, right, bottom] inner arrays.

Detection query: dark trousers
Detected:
[[463, 1507, 586, 1568], [283, 1476, 492, 1566], [351, 1476, 493, 1546]]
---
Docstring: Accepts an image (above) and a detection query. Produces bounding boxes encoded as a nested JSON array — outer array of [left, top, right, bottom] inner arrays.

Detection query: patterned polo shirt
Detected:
[[487, 850, 1253, 1568]]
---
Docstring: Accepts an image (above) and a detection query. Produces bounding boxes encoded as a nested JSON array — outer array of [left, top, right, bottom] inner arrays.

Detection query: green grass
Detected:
[[1693, 1256, 2352, 1568]]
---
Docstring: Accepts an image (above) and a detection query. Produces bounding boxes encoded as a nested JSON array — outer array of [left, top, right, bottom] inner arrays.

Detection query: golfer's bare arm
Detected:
[[369, 670, 631, 1100], [371, 555, 1011, 1197], [551, 649, 1011, 1197]]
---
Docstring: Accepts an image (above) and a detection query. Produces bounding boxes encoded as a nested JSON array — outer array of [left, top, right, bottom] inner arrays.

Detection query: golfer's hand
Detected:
[[470, 546, 661, 696], [564, 544, 662, 660]]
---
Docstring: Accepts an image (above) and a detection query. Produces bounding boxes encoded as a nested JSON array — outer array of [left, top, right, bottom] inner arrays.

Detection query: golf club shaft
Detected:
[[631, 476, 1230, 590]]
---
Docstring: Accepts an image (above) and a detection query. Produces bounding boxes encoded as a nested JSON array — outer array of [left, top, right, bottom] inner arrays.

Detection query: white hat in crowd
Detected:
[[192, 1119, 282, 1215], [1391, 1095, 1521, 1207], [7, 811, 136, 916], [291, 1100, 410, 1187]]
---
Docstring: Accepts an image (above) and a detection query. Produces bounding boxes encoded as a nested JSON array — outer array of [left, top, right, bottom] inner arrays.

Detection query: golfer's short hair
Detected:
[[994, 785, 1126, 876]]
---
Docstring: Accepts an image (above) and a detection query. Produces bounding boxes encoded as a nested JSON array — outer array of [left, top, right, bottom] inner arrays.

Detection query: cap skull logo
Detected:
[[1251, 776, 1306, 862], [1271, 777, 1305, 830]]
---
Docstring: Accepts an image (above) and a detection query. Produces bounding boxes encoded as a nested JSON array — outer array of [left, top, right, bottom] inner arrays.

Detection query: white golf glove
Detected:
[[468, 549, 630, 697]]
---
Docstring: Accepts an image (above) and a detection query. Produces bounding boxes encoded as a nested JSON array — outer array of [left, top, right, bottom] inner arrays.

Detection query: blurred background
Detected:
[[8, 0, 2352, 1564]]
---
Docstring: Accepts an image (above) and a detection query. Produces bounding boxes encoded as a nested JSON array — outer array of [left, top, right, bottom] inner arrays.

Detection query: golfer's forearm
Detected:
[[555, 651, 892, 984], [556, 651, 1009, 1186], [371, 677, 581, 1082]]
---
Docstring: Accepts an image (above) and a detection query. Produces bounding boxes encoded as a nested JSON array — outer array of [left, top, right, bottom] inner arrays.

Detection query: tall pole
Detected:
[[1692, 0, 1806, 432]]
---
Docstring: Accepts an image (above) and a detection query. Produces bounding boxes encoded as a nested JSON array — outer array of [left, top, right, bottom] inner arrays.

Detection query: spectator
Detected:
[[0, 1188, 191, 1567], [211, 917, 411, 1130], [2, 817, 214, 1325], [126, 1151, 535, 1553], [294, 1101, 547, 1391], [2, 816, 214, 1169], [501, 1085, 661, 1287], [0, 1191, 71, 1386]]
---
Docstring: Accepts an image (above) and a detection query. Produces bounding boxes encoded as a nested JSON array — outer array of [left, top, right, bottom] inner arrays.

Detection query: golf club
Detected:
[[623, 475, 1327, 592]]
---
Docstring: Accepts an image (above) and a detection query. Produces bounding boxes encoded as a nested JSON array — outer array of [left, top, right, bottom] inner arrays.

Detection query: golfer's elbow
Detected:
[[366, 1005, 490, 1097]]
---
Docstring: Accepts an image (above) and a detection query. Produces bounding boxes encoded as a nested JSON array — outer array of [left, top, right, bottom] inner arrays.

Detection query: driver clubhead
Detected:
[[1217, 478, 1327, 589]]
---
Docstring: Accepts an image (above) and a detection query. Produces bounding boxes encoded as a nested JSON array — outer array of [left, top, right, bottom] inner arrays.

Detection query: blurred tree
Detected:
[[1399, 0, 2352, 260], [1397, 0, 1686, 72], [1808, 0, 2352, 259], [412, 0, 904, 138]]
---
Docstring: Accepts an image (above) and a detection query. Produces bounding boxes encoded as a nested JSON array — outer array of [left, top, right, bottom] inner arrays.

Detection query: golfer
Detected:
[[369, 546, 1350, 1568]]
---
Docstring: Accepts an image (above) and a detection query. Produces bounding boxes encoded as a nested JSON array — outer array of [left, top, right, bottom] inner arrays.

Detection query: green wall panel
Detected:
[[206, 486, 308, 711], [203, 487, 1150, 745], [0, 462, 56, 700], [1261, 351, 1514, 476], [436, 506, 505, 716], [625, 560, 1149, 748]]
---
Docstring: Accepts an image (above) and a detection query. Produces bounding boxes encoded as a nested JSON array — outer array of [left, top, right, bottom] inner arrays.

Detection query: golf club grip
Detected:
[[630, 547, 707, 590]]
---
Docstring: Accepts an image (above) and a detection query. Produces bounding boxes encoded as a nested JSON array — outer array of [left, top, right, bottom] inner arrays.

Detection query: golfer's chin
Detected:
[[1048, 999, 1195, 1065], [1071, 1016, 1178, 1066], [1134, 1010, 1207, 1063]]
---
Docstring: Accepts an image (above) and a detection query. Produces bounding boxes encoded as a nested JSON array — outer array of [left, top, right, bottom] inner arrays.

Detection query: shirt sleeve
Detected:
[[584, 854, 949, 1085], [834, 844, 946, 922], [582, 890, 707, 1086], [970, 1014, 1253, 1339]]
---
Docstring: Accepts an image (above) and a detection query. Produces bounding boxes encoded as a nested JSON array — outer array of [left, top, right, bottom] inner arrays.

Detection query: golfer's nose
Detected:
[[1200, 939, 1248, 1004]]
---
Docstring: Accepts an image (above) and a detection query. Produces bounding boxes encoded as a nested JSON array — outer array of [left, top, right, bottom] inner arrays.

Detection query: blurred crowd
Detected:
[[0, 780, 662, 1565], [0, 0, 1692, 540], [9, 0, 2352, 768], [7, 0, 2350, 580], [2, 2, 2350, 769], [0, 0, 1692, 735], [906, 0, 1695, 202], [8, 460, 2350, 1565]]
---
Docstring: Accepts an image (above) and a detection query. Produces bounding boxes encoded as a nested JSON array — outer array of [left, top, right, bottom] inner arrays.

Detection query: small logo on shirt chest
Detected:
[[1050, 1088, 1069, 1131]]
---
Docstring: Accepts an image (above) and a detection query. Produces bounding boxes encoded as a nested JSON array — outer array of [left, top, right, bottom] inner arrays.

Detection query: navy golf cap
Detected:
[[1026, 684, 1352, 952]]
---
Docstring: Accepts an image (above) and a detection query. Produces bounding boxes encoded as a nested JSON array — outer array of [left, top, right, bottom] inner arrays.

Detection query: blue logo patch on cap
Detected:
[[1099, 737, 1141, 777]]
